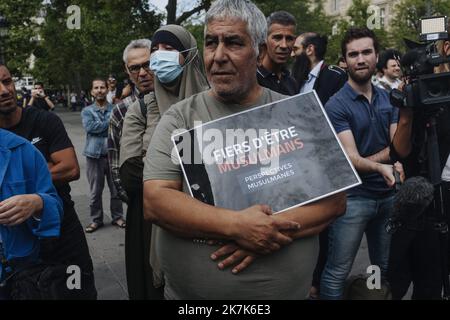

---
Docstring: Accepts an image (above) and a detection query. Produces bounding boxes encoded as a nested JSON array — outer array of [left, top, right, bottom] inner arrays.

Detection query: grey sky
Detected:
[[150, 0, 197, 13], [149, 0, 167, 12], [149, 0, 205, 24]]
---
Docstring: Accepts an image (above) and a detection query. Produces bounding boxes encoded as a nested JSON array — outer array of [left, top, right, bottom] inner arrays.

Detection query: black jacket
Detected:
[[315, 64, 347, 105], [298, 63, 347, 106]]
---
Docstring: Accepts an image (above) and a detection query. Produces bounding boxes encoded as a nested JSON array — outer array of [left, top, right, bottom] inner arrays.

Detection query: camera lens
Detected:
[[427, 81, 443, 98]]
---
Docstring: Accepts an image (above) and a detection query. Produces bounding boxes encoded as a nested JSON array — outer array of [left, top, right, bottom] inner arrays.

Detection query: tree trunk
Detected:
[[75, 70, 82, 97], [166, 0, 212, 25], [166, 0, 177, 24], [66, 85, 71, 109]]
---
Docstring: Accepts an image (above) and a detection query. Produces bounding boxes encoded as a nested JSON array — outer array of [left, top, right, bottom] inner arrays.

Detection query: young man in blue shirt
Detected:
[[320, 27, 402, 299], [0, 129, 63, 299]]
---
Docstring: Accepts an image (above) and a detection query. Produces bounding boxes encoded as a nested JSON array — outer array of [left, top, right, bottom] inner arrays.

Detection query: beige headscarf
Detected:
[[152, 24, 210, 114]]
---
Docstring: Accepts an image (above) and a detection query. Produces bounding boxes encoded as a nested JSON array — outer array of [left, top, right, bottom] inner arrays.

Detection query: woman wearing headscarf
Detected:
[[119, 24, 209, 300], [150, 24, 210, 114]]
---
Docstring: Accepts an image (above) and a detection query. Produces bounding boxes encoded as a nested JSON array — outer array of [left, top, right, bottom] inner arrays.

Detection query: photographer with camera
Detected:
[[389, 17, 450, 300], [27, 82, 55, 112]]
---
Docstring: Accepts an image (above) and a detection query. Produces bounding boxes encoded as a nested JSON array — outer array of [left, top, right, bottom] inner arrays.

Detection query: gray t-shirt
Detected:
[[144, 88, 319, 300]]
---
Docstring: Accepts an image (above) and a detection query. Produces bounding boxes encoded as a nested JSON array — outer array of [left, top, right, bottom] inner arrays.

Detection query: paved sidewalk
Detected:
[[57, 107, 128, 300]]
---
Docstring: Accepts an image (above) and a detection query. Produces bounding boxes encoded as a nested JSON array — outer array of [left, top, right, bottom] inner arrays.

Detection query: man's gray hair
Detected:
[[205, 0, 267, 55], [122, 39, 152, 64]]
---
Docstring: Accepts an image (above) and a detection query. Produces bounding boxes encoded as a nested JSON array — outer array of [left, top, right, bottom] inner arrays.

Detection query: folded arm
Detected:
[[211, 192, 346, 273], [143, 179, 301, 255], [48, 147, 80, 184], [81, 109, 109, 134], [338, 129, 395, 187]]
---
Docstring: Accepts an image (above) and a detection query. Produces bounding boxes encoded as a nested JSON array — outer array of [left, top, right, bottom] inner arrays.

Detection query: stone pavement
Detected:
[[55, 105, 410, 300], [56, 107, 128, 300]]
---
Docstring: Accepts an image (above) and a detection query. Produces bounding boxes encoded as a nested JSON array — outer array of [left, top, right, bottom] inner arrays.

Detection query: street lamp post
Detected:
[[0, 15, 9, 65]]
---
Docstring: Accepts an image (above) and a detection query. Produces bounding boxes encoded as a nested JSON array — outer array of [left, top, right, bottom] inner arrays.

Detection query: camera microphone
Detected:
[[386, 176, 434, 233]]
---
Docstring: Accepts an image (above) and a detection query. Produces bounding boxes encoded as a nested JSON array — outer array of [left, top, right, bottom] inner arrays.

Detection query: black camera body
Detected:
[[390, 16, 450, 113]]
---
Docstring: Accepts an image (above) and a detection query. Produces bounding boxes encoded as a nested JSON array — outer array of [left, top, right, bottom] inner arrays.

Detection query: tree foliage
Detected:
[[390, 0, 450, 51], [253, 0, 333, 35], [326, 0, 390, 62], [1, 0, 162, 93], [0, 0, 42, 75], [32, 0, 163, 92], [3, 0, 450, 90]]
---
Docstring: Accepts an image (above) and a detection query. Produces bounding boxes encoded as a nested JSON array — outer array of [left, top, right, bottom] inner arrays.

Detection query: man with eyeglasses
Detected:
[[106, 39, 156, 300], [107, 39, 154, 204]]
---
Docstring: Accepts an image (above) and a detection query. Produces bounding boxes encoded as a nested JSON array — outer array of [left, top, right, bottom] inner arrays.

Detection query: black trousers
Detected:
[[388, 182, 450, 300], [39, 203, 97, 300], [120, 157, 163, 300], [388, 221, 445, 299]]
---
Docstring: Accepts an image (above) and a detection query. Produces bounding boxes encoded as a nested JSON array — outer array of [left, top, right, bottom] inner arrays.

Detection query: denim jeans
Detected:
[[320, 194, 394, 300]]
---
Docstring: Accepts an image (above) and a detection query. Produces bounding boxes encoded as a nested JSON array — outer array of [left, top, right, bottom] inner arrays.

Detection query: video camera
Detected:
[[390, 16, 450, 112]]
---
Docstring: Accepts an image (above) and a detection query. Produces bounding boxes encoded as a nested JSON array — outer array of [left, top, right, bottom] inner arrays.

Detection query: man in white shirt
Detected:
[[290, 31, 347, 299], [292, 32, 347, 105], [106, 74, 117, 104], [375, 49, 402, 91]]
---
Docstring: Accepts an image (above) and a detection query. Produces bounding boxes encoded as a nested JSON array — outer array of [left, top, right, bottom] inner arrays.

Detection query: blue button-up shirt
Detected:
[[325, 83, 399, 199], [81, 102, 114, 158], [0, 129, 62, 281]]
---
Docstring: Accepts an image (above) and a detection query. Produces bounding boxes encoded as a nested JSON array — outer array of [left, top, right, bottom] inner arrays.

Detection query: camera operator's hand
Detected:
[[397, 81, 406, 92], [377, 163, 395, 187], [399, 106, 414, 120]]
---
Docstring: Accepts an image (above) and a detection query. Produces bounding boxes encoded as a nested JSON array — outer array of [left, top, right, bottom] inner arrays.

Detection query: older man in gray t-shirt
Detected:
[[143, 0, 345, 300]]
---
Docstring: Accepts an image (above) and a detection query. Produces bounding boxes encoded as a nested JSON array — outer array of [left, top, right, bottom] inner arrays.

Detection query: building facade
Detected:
[[323, 0, 400, 30]]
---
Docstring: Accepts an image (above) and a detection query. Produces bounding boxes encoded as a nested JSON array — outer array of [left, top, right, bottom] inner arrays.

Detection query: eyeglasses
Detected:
[[127, 61, 151, 75]]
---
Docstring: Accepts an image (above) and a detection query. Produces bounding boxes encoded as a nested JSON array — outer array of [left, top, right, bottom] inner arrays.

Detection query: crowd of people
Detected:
[[1, 0, 450, 300]]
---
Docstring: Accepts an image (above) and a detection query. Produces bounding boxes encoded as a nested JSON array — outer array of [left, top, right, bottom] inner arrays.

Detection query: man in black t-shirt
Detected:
[[256, 11, 298, 96], [0, 63, 97, 299], [27, 82, 55, 111]]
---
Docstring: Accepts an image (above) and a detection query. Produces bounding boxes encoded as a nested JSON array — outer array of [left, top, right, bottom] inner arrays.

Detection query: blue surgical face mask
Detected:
[[150, 47, 197, 84]]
